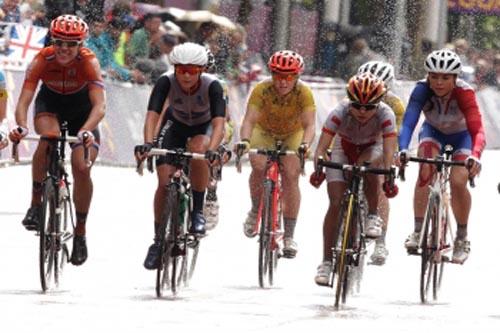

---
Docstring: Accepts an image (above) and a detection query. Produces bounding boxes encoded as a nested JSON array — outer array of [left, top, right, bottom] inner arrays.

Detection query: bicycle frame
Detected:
[[12, 122, 79, 292], [140, 148, 208, 297], [399, 146, 474, 303], [255, 157, 282, 251], [318, 158, 395, 308]]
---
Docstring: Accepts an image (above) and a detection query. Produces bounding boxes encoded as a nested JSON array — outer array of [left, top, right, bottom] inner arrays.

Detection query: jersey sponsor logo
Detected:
[[196, 95, 204, 106]]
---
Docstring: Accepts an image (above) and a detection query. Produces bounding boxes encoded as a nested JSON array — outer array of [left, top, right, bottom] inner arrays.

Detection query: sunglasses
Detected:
[[272, 72, 298, 82], [53, 39, 81, 48], [351, 102, 378, 111], [175, 65, 203, 75]]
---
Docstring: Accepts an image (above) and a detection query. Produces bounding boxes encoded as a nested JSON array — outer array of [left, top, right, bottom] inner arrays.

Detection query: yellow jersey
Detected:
[[247, 78, 315, 139], [383, 91, 405, 132]]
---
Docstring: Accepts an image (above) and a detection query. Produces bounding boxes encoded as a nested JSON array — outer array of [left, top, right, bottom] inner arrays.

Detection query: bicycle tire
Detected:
[[39, 181, 56, 292], [156, 186, 182, 297], [420, 194, 440, 303], [433, 203, 449, 300], [54, 194, 71, 287], [258, 181, 273, 288], [334, 194, 355, 309]]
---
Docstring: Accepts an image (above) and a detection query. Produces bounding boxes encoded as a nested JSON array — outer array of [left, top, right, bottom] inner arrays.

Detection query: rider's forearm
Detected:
[[143, 111, 159, 143], [302, 123, 315, 145], [209, 117, 225, 150], [14, 90, 35, 128], [383, 136, 397, 169], [81, 103, 105, 132]]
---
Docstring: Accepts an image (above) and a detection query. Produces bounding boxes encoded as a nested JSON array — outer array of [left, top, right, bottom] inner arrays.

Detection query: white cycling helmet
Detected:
[[358, 61, 395, 86], [424, 49, 462, 74], [169, 42, 208, 66]]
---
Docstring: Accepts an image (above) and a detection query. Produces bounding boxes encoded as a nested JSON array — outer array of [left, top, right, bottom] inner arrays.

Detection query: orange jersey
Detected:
[[23, 46, 104, 95]]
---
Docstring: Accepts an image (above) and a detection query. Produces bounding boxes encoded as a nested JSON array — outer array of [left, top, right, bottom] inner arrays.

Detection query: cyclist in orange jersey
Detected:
[[9, 15, 106, 266]]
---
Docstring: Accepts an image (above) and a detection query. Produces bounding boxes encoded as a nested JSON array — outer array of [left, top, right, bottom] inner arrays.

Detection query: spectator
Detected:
[[126, 12, 162, 67], [339, 37, 385, 80], [107, 17, 132, 67], [0, 0, 21, 23], [32, 3, 49, 27], [86, 18, 146, 83]]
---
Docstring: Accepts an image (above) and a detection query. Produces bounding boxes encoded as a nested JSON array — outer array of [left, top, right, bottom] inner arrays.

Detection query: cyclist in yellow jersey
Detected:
[[357, 61, 405, 265], [235, 50, 316, 258]]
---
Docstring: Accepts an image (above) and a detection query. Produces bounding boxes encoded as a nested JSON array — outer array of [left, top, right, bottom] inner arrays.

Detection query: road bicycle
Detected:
[[137, 148, 215, 297], [399, 145, 474, 303], [12, 122, 88, 292], [236, 141, 304, 288], [316, 157, 395, 309]]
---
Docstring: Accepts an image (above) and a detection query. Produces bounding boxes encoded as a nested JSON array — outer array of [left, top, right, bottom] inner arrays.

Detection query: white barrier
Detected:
[[1, 70, 498, 167]]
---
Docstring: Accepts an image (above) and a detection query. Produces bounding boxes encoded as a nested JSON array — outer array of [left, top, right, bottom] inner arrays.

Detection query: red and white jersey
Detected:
[[322, 99, 397, 145]]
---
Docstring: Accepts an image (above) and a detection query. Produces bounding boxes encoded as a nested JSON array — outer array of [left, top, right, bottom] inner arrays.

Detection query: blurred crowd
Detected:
[[0, 1, 497, 90], [0, 0, 264, 86]]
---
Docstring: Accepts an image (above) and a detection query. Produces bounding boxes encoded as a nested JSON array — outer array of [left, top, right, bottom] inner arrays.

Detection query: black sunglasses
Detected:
[[351, 102, 378, 111], [53, 39, 81, 47]]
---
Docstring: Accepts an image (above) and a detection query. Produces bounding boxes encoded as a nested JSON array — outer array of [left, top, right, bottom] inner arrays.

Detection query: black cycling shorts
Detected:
[[156, 108, 212, 166], [34, 85, 100, 142]]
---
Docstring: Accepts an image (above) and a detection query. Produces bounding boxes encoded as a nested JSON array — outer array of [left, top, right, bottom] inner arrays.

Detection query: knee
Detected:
[[72, 162, 91, 178], [417, 165, 434, 187]]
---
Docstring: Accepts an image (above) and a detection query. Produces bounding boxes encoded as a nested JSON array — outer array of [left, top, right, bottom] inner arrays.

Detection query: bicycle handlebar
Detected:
[[136, 148, 212, 175], [11, 131, 88, 165], [318, 158, 396, 177], [398, 153, 475, 188], [235, 148, 305, 174]]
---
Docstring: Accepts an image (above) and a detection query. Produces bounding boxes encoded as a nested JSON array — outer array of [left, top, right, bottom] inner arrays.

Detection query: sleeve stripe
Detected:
[[322, 127, 336, 136]]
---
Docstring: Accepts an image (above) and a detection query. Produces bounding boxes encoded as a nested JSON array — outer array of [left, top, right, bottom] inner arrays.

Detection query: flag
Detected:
[[7, 24, 48, 62]]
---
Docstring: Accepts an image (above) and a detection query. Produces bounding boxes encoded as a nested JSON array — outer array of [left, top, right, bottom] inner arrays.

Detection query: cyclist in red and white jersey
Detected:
[[398, 49, 484, 264], [9, 15, 106, 266], [311, 73, 398, 286]]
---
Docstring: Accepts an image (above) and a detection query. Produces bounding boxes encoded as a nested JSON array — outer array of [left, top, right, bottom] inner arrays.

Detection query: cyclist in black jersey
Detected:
[[135, 42, 226, 270]]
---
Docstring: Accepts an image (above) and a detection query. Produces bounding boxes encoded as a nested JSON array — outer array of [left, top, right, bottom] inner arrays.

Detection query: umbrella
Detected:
[[158, 7, 236, 30]]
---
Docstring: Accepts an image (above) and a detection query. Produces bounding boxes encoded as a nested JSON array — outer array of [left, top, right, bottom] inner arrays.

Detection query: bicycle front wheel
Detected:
[[334, 195, 355, 309], [420, 194, 440, 303], [39, 181, 57, 292], [258, 182, 273, 288]]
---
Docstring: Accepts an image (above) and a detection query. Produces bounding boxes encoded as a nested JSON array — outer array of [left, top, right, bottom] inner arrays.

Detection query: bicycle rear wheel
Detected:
[[420, 194, 440, 303], [258, 182, 273, 288], [39, 181, 57, 292]]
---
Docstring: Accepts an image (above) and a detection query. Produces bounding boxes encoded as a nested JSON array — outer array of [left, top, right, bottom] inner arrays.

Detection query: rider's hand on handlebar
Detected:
[[395, 149, 409, 167], [134, 142, 153, 161], [205, 149, 220, 165], [233, 139, 250, 156], [9, 126, 28, 143], [298, 142, 310, 158], [0, 130, 8, 149], [309, 170, 326, 188], [465, 155, 481, 178], [77, 130, 95, 148], [382, 179, 399, 198]]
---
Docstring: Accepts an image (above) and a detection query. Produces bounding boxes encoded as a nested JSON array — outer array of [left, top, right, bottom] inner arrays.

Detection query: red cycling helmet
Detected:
[[50, 15, 89, 41], [346, 73, 386, 105], [268, 50, 304, 74]]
